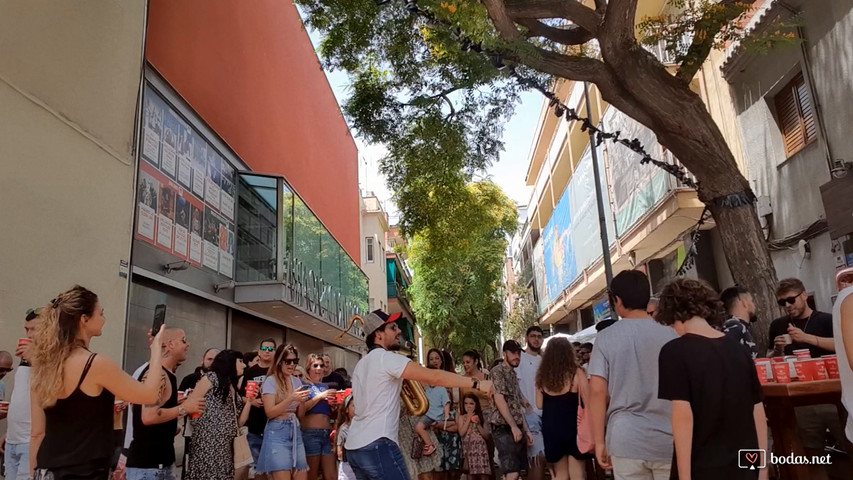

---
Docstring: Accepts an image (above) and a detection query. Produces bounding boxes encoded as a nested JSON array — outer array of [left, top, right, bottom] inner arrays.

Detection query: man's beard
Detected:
[[527, 345, 541, 354], [388, 341, 402, 351], [748, 312, 758, 323]]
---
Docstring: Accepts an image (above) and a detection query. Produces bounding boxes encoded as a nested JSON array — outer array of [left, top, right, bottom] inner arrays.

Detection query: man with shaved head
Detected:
[[123, 328, 205, 480]]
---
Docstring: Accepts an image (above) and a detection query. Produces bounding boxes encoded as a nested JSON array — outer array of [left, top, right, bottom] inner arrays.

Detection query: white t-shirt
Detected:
[[5, 364, 32, 445], [517, 350, 542, 415], [345, 348, 411, 450], [833, 286, 853, 442]]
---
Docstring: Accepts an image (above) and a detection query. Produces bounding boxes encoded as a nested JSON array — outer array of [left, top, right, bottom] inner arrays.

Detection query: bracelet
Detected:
[[472, 378, 479, 390]]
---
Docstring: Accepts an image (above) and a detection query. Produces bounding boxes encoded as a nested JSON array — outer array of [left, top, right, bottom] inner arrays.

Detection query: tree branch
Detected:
[[504, 0, 601, 35], [517, 18, 594, 46], [601, 0, 639, 47], [676, 0, 746, 83], [482, 0, 524, 41]]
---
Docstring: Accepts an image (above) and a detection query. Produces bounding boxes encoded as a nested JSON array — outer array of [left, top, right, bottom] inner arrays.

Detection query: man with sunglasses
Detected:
[[1, 307, 41, 480], [341, 310, 492, 480], [768, 278, 834, 358], [242, 338, 278, 476]]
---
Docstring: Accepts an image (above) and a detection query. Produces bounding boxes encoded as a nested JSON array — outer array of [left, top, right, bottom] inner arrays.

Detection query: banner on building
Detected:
[[135, 89, 236, 278]]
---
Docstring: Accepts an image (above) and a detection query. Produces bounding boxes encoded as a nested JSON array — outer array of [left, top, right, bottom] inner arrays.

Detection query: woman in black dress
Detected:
[[535, 337, 589, 480]]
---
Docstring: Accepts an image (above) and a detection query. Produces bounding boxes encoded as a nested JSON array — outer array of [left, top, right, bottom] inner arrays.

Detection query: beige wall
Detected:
[[361, 204, 389, 311], [0, 1, 146, 375]]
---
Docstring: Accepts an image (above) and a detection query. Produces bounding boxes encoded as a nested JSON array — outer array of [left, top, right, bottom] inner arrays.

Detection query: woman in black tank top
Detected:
[[29, 286, 167, 480]]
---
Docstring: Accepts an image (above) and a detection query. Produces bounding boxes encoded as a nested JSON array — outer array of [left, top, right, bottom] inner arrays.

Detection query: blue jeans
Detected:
[[346, 438, 410, 480], [125, 466, 176, 480], [247, 432, 264, 464], [4, 443, 30, 480]]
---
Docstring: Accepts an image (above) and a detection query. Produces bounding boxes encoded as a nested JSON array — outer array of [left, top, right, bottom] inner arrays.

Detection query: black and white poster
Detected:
[[142, 96, 163, 166], [205, 148, 221, 211], [136, 170, 158, 240], [157, 183, 176, 249], [161, 111, 179, 179], [177, 121, 193, 189], [174, 195, 190, 257], [192, 136, 206, 199], [190, 204, 203, 265]]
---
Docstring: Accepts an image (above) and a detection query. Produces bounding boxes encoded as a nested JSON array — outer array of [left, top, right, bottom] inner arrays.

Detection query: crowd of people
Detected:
[[2, 267, 853, 480]]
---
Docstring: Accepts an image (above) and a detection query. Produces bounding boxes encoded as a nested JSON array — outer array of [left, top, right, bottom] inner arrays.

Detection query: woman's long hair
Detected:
[[209, 349, 243, 403], [535, 337, 578, 393], [32, 285, 99, 408], [268, 344, 299, 402], [462, 350, 483, 372]]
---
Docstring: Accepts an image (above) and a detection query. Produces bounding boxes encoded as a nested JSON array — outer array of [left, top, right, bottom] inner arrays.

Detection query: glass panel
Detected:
[[236, 174, 278, 281]]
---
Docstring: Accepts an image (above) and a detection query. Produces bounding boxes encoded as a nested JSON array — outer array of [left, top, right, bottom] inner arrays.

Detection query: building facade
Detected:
[[361, 193, 390, 312], [0, 0, 368, 391]]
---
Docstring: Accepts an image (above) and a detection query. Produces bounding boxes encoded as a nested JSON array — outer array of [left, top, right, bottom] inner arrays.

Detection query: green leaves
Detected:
[[405, 181, 517, 359]]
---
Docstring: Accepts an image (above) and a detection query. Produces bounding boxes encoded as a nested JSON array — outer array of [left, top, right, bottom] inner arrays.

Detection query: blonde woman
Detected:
[[300, 353, 338, 480], [29, 285, 165, 480], [257, 344, 311, 480]]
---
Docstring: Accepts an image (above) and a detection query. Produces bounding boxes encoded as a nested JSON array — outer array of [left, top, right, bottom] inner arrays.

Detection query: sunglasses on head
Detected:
[[282, 358, 299, 365], [26, 307, 43, 321], [777, 293, 802, 307], [259, 346, 275, 352]]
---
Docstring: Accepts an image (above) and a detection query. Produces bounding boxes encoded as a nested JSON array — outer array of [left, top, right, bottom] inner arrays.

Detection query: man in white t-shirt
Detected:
[[1, 308, 41, 480], [342, 310, 493, 480], [516, 325, 545, 480]]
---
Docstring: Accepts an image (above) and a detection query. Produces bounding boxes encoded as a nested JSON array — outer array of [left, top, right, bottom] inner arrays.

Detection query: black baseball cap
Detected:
[[502, 340, 522, 352]]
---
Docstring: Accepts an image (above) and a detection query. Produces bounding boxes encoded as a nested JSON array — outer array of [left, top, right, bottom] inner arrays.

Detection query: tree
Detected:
[[406, 181, 517, 361], [297, 0, 783, 353], [503, 278, 539, 343]]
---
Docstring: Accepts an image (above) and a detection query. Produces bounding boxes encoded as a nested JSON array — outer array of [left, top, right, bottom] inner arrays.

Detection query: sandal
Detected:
[[423, 443, 437, 456]]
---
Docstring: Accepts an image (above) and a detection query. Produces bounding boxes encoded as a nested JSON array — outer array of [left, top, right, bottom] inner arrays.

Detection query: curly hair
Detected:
[[535, 337, 578, 393], [656, 278, 725, 327], [31, 286, 99, 408]]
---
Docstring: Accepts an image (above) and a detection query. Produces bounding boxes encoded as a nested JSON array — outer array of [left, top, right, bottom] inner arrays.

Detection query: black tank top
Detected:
[[127, 366, 178, 468], [37, 353, 115, 472]]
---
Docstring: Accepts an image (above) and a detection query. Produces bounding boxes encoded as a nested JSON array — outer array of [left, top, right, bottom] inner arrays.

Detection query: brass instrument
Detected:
[[339, 314, 429, 416], [401, 378, 429, 416]]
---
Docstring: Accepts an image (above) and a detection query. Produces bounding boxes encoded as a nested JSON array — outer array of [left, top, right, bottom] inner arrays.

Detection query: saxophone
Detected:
[[339, 314, 429, 416]]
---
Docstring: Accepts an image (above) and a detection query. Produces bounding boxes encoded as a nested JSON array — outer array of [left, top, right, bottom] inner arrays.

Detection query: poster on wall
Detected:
[[542, 186, 577, 303], [220, 166, 235, 221], [160, 111, 179, 179], [136, 170, 159, 241], [177, 121, 193, 189], [190, 204, 203, 264], [203, 206, 222, 271], [157, 183, 176, 249], [142, 95, 163, 166], [219, 226, 234, 278], [205, 149, 222, 211], [192, 136, 206, 199], [174, 195, 190, 258]]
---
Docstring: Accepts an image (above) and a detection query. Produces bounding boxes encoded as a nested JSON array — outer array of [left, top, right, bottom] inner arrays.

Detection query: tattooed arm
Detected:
[[140, 368, 204, 426]]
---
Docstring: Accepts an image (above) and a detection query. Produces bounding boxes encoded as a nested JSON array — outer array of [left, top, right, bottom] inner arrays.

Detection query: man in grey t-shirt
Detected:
[[588, 270, 678, 480]]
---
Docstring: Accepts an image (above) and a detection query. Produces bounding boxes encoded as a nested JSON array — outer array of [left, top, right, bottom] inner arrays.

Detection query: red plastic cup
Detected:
[[246, 381, 259, 399], [793, 349, 811, 360], [772, 362, 791, 383], [770, 357, 787, 363], [755, 363, 769, 384], [190, 411, 202, 419], [16, 338, 31, 357], [810, 359, 827, 380], [823, 355, 839, 379], [0, 401, 10, 408], [177, 391, 186, 402], [794, 360, 813, 381]]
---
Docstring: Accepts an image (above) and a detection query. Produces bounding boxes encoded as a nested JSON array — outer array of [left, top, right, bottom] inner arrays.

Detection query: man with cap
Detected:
[[489, 340, 533, 480], [341, 310, 492, 480]]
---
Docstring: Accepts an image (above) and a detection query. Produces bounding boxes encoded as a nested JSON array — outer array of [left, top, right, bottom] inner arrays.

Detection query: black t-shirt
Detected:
[[767, 311, 833, 358], [322, 371, 348, 390], [179, 368, 203, 392], [659, 334, 762, 480], [242, 364, 271, 435]]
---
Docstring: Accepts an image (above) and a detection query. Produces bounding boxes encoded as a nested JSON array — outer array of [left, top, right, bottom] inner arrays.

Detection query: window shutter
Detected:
[[775, 73, 817, 157]]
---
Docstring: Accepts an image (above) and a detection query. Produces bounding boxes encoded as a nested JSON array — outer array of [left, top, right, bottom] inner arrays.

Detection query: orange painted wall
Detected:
[[145, 0, 360, 264]]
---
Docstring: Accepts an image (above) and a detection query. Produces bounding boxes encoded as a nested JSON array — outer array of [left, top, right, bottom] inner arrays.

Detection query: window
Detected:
[[774, 72, 817, 157], [366, 237, 375, 263]]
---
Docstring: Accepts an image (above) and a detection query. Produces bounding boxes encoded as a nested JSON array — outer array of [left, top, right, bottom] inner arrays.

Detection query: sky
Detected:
[[306, 28, 542, 222]]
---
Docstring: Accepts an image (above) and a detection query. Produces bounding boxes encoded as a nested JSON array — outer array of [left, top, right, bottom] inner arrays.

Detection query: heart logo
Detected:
[[745, 452, 759, 464]]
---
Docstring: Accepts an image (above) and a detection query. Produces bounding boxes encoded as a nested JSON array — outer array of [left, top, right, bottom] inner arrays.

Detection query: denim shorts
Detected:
[[247, 432, 264, 464], [525, 412, 545, 458], [125, 467, 176, 480], [256, 418, 309, 473], [492, 425, 528, 474], [302, 427, 334, 456]]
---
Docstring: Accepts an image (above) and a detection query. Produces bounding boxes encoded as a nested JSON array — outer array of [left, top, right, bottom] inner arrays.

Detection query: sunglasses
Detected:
[[777, 294, 802, 307], [647, 311, 655, 316], [311, 363, 324, 369], [282, 358, 299, 365], [259, 346, 275, 352], [26, 307, 43, 321]]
